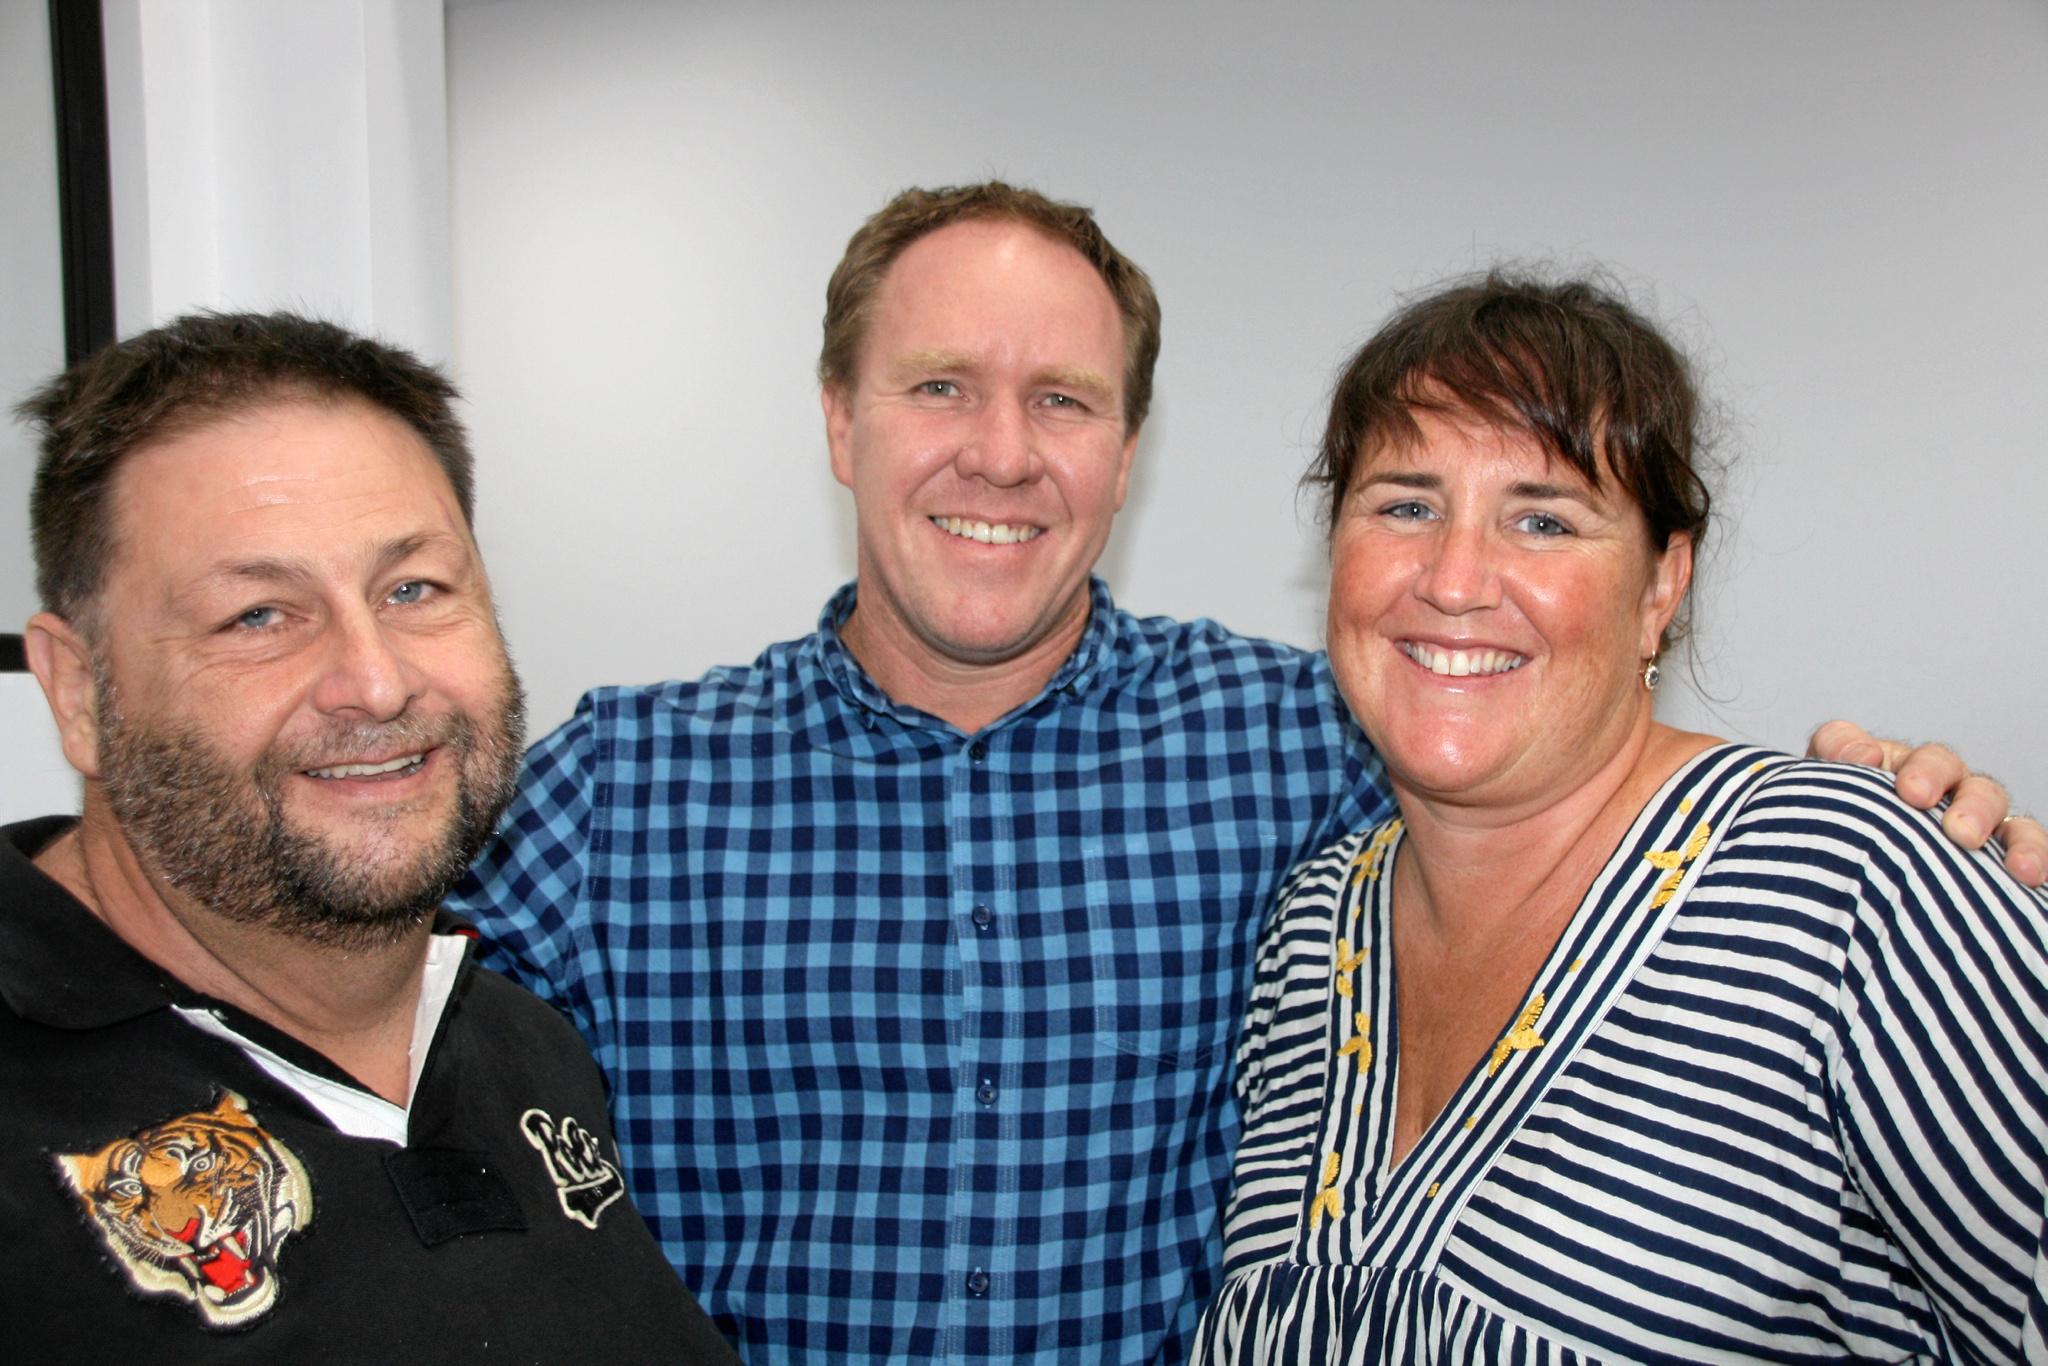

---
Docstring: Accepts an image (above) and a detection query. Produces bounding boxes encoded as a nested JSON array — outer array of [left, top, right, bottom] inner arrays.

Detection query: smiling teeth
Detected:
[[1400, 643, 1527, 677], [306, 753, 425, 779], [933, 516, 1041, 545]]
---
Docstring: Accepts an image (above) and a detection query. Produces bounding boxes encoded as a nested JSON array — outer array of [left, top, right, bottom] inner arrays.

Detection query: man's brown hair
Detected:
[[19, 311, 475, 633], [818, 181, 1162, 433]]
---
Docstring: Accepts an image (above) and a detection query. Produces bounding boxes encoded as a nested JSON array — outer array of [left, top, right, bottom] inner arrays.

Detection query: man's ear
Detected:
[[1112, 423, 1141, 510], [24, 612, 103, 779], [822, 384, 855, 489]]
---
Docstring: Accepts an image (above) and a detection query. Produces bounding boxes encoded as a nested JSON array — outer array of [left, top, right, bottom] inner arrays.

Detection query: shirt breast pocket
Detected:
[[1084, 817, 1279, 1069]]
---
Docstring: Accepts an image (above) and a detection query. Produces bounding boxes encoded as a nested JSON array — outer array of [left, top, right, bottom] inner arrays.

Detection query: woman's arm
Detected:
[[1817, 766, 2048, 1364]]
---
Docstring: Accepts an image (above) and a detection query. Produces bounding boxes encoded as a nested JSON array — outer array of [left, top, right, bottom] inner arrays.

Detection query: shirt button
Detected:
[[968, 740, 987, 762], [966, 1268, 990, 1297], [976, 1078, 998, 1105], [971, 904, 993, 930]]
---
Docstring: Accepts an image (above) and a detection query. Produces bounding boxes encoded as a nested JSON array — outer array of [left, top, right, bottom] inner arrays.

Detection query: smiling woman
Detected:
[[1192, 272, 2048, 1364]]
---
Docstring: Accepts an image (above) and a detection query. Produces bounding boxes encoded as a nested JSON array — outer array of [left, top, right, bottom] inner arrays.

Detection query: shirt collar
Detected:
[[810, 575, 1121, 734], [0, 816, 479, 1034], [0, 817, 177, 1028]]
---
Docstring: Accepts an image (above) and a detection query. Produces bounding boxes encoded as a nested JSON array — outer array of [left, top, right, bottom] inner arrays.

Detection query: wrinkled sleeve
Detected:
[[1235, 847, 1341, 1122], [446, 694, 606, 1049], [1828, 787, 2048, 1364]]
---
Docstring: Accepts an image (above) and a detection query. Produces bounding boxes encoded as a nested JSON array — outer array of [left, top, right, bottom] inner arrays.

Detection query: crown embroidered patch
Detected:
[[519, 1108, 626, 1230], [53, 1091, 312, 1329]]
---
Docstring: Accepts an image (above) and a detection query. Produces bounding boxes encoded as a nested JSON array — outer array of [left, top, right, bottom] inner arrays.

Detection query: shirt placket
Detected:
[[946, 725, 1024, 1360]]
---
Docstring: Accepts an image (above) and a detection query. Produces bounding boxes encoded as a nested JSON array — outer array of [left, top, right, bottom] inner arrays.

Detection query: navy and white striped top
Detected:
[[1193, 745, 2048, 1364]]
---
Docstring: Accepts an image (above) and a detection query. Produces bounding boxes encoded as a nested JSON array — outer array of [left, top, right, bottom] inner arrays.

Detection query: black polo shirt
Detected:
[[0, 817, 737, 1363]]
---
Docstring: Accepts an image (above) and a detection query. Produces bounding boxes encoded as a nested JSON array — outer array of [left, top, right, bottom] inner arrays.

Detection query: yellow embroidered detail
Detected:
[[1488, 994, 1547, 1076], [1335, 938, 1368, 974], [1310, 1151, 1344, 1227], [1678, 796, 1695, 814], [1333, 938, 1367, 998], [1351, 820, 1403, 885], [1644, 821, 1712, 908], [1568, 958, 1584, 972], [1463, 1116, 1477, 1130], [1338, 1012, 1373, 1070], [1426, 1182, 1441, 1198], [1750, 760, 1767, 773]]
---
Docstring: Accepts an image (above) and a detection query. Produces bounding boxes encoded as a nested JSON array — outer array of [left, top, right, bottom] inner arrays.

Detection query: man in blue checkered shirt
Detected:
[[447, 182, 2042, 1363]]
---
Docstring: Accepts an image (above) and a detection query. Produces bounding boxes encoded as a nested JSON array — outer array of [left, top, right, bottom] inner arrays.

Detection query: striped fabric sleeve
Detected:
[[1234, 841, 1348, 1119], [1774, 766, 2048, 1364], [450, 693, 605, 1042]]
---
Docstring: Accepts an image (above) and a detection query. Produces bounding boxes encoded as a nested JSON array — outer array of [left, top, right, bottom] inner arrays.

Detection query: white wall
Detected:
[[1, 0, 66, 635], [444, 0, 2048, 792], [102, 0, 451, 357], [1, 0, 76, 821]]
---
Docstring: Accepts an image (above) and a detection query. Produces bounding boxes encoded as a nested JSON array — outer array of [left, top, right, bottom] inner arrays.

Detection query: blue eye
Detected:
[[231, 606, 278, 630], [388, 581, 431, 605], [1384, 500, 1436, 521], [918, 380, 960, 397], [1517, 512, 1572, 537]]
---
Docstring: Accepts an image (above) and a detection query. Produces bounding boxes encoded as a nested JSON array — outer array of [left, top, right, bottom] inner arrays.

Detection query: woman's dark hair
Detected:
[[1307, 270, 1714, 648]]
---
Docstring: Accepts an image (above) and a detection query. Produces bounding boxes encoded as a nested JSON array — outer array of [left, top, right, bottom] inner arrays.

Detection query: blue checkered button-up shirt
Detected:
[[448, 579, 1390, 1363]]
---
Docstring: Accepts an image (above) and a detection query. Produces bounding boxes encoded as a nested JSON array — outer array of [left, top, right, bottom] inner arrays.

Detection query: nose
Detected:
[[309, 605, 424, 721], [1414, 520, 1501, 614], [953, 396, 1039, 487]]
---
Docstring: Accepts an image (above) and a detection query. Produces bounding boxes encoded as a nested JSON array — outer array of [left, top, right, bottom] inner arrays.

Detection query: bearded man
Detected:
[[2, 313, 734, 1361]]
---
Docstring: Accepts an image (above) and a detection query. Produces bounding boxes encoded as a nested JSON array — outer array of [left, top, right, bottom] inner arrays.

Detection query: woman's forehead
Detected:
[[1357, 408, 1568, 475]]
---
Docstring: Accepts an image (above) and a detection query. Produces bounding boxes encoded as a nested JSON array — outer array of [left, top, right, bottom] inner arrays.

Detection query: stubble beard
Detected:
[[93, 658, 528, 952]]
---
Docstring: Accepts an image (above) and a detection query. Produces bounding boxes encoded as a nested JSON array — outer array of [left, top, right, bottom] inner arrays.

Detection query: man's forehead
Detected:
[[859, 221, 1125, 372], [105, 398, 468, 580], [882, 217, 1102, 299], [118, 397, 451, 503]]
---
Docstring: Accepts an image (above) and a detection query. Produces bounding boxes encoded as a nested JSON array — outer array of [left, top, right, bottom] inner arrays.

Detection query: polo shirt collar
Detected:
[[0, 816, 481, 1036], [0, 817, 177, 1029]]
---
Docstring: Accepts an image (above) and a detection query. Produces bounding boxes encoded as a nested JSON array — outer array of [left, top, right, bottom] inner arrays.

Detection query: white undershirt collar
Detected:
[[172, 932, 467, 1146]]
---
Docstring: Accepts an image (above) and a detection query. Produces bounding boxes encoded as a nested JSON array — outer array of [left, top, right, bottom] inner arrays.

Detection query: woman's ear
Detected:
[[1640, 531, 1694, 658]]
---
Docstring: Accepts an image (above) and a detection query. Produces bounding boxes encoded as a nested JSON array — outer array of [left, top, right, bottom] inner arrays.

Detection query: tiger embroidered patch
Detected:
[[54, 1091, 312, 1329]]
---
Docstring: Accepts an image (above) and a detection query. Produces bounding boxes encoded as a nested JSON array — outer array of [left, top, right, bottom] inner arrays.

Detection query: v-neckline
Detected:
[[1294, 743, 1783, 1272]]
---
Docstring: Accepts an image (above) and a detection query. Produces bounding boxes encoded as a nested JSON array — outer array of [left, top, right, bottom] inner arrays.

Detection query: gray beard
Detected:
[[93, 664, 527, 952]]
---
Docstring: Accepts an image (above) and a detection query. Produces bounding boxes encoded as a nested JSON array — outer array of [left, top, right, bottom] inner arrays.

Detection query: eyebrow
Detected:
[[1037, 365, 1116, 406], [185, 532, 469, 601], [892, 348, 980, 379], [888, 351, 1117, 406], [1355, 470, 1603, 510], [1507, 480, 1602, 509]]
